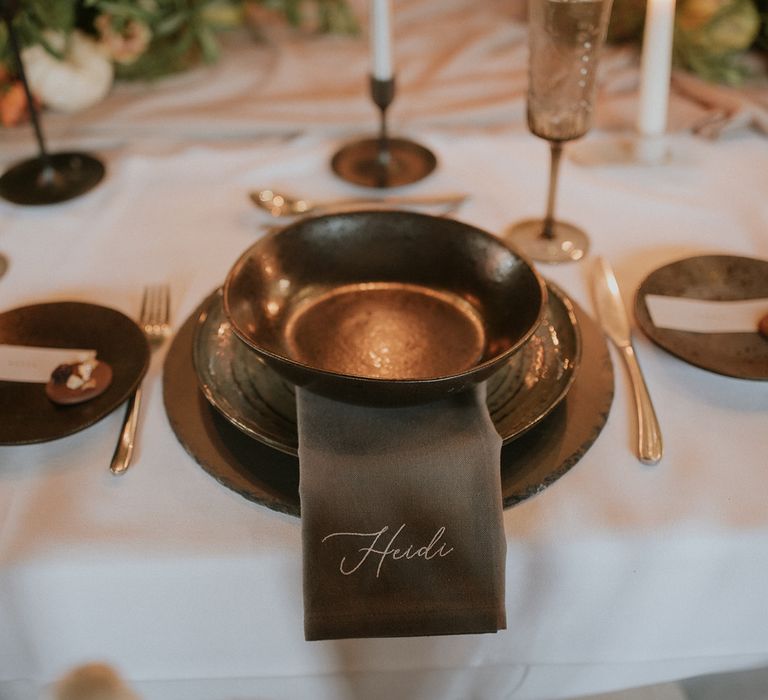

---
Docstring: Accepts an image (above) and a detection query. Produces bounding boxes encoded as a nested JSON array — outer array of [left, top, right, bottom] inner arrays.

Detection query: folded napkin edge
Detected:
[[304, 604, 507, 641]]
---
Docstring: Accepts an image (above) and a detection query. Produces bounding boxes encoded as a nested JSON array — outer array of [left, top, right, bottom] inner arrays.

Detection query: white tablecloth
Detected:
[[1, 4, 768, 699]]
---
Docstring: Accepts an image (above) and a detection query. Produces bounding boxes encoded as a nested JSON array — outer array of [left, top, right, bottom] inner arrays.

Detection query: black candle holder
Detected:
[[331, 75, 436, 189], [0, 6, 105, 206]]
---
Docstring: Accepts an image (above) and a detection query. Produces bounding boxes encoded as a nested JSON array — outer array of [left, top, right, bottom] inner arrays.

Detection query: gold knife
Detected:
[[592, 257, 663, 465]]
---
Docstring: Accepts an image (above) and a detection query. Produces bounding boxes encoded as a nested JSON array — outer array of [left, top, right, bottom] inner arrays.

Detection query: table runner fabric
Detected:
[[297, 384, 506, 640], [3, 0, 767, 156]]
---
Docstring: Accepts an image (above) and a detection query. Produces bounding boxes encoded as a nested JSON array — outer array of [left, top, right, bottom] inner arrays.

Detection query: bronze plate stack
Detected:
[[164, 211, 614, 514]]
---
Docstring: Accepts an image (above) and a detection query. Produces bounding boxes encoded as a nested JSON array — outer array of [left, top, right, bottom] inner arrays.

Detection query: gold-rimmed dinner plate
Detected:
[[192, 281, 581, 455]]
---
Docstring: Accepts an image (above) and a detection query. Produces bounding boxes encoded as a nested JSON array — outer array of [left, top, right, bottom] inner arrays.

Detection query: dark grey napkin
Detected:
[[297, 384, 506, 641]]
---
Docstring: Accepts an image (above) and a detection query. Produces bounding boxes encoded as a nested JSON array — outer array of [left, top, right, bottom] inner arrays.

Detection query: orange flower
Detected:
[[0, 82, 33, 127], [95, 14, 152, 65]]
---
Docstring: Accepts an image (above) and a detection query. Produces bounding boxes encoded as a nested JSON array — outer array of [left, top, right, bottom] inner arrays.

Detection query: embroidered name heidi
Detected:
[[321, 524, 454, 578]]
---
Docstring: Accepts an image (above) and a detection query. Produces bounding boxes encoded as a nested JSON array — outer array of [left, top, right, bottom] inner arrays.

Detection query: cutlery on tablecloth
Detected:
[[250, 189, 468, 218], [110, 285, 171, 475], [592, 257, 663, 465]]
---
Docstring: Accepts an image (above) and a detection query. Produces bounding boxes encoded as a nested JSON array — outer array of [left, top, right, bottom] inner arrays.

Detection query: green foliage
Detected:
[[752, 0, 768, 46], [1, 0, 358, 81], [314, 0, 358, 33], [675, 0, 762, 84], [607, 0, 765, 84], [607, 0, 646, 44]]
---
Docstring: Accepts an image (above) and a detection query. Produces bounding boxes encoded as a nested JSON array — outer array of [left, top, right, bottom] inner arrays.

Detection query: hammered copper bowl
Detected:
[[223, 210, 546, 405]]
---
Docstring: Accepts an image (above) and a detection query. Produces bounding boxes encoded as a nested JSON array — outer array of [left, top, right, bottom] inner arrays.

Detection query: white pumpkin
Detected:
[[21, 30, 114, 113]]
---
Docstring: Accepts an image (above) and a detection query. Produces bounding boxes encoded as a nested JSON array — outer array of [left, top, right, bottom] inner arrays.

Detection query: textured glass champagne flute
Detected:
[[506, 0, 613, 263]]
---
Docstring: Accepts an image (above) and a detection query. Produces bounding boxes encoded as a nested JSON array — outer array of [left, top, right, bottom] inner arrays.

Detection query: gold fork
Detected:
[[110, 285, 171, 475]]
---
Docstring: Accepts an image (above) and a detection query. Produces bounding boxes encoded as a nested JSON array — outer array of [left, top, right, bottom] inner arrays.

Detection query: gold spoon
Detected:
[[250, 189, 468, 218]]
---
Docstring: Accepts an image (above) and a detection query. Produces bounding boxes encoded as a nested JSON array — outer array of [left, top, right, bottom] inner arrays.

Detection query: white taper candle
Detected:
[[637, 0, 676, 136], [370, 0, 393, 81]]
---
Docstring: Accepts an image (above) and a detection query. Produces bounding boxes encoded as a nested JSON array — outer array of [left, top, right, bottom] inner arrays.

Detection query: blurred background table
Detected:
[[1, 1, 767, 699]]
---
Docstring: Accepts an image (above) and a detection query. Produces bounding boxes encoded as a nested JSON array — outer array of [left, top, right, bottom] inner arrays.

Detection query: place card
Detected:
[[0, 344, 96, 383], [645, 295, 768, 333]]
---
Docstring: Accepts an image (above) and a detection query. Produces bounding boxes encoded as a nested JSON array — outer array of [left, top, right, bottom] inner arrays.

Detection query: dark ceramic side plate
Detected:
[[634, 255, 768, 380], [0, 302, 150, 444]]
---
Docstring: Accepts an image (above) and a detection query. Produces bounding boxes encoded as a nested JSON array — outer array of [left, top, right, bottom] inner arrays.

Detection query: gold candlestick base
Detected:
[[331, 137, 436, 189], [569, 134, 672, 167], [0, 152, 105, 206]]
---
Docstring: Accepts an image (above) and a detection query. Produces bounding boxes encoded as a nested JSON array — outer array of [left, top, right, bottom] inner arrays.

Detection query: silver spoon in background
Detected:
[[250, 189, 468, 218]]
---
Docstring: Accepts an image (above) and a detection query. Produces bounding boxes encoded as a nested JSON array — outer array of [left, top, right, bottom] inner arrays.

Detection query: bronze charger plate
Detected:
[[163, 290, 613, 516], [635, 255, 768, 380], [0, 301, 150, 444], [193, 283, 581, 455]]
